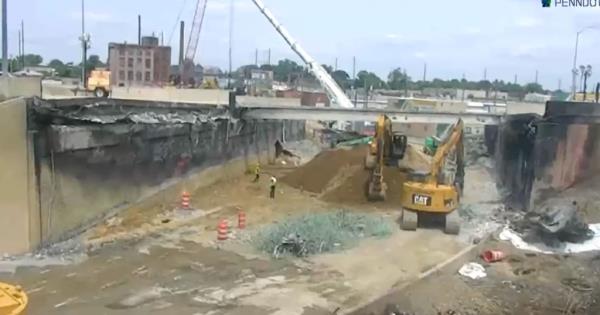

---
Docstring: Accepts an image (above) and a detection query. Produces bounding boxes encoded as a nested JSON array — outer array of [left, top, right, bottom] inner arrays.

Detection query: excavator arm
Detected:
[[427, 119, 464, 186]]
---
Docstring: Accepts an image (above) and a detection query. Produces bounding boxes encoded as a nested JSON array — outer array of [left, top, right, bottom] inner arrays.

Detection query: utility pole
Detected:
[[227, 0, 233, 89], [80, 0, 88, 88], [483, 68, 487, 81], [267, 48, 271, 65], [254, 48, 258, 66], [535, 70, 538, 85], [2, 0, 7, 77], [20, 20, 24, 69], [138, 15, 142, 45], [514, 74, 517, 84], [423, 62, 427, 81], [352, 56, 357, 107], [558, 78, 562, 91], [404, 68, 408, 96], [461, 73, 466, 102], [17, 30, 20, 71], [178, 21, 184, 82], [334, 57, 338, 71], [352, 56, 356, 81]]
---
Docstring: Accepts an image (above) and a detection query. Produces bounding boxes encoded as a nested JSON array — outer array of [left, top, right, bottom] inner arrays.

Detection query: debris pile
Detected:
[[252, 211, 394, 257], [281, 145, 429, 206], [464, 134, 489, 166], [508, 199, 594, 248]]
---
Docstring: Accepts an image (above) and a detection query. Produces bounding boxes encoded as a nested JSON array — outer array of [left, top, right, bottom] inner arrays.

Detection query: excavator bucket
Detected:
[[367, 178, 387, 201]]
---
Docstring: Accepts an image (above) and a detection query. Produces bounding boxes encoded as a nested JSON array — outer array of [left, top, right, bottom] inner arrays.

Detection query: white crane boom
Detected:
[[250, 0, 355, 109]]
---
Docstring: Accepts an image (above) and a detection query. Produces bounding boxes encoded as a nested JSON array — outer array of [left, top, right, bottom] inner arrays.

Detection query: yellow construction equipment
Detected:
[[87, 68, 111, 98], [0, 282, 27, 315], [365, 114, 407, 201], [400, 118, 464, 234]]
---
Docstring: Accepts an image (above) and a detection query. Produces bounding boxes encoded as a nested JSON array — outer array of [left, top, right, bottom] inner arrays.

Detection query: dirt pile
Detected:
[[282, 145, 429, 206], [281, 147, 366, 193]]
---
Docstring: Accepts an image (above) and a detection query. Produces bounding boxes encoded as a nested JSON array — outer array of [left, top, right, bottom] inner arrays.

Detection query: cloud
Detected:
[[515, 16, 542, 28], [508, 44, 546, 60], [207, 0, 254, 12], [385, 33, 401, 39], [413, 52, 426, 59], [69, 11, 113, 23], [463, 27, 482, 35]]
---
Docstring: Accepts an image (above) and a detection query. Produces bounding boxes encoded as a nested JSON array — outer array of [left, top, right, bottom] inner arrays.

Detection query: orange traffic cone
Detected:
[[181, 191, 191, 210], [217, 220, 229, 241], [482, 250, 506, 263], [238, 210, 246, 229]]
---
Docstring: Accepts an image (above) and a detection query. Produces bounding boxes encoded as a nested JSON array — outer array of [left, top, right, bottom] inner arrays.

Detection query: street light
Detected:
[[571, 25, 600, 98]]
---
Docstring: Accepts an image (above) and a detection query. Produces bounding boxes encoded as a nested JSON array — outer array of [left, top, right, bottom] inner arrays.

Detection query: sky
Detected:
[[6, 0, 600, 89]]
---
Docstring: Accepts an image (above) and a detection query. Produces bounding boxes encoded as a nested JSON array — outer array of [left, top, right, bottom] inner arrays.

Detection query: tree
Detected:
[[48, 59, 65, 69], [387, 67, 410, 90], [331, 70, 350, 89], [321, 64, 333, 74], [86, 55, 105, 70], [356, 70, 386, 89], [524, 83, 544, 94], [23, 54, 43, 66], [259, 64, 274, 71], [272, 59, 304, 82]]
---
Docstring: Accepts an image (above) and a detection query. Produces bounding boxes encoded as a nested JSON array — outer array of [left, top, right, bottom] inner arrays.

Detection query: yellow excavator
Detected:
[[365, 115, 407, 201], [400, 118, 464, 234], [0, 282, 27, 315]]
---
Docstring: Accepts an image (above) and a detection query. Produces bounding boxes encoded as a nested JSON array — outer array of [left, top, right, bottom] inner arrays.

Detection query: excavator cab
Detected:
[[365, 116, 407, 169], [390, 132, 408, 163]]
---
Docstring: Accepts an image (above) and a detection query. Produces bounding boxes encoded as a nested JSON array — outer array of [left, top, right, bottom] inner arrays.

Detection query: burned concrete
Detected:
[[496, 101, 600, 212], [26, 97, 305, 245]]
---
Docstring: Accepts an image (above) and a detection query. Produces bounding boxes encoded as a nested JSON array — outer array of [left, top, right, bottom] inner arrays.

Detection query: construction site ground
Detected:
[[0, 142, 575, 315], [353, 237, 600, 315]]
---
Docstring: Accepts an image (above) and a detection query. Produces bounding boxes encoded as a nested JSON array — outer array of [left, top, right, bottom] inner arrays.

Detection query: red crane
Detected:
[[182, 0, 208, 87]]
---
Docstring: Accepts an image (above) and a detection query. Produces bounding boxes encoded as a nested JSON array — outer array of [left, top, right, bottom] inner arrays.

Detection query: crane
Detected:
[[181, 0, 208, 87], [250, 0, 354, 109]]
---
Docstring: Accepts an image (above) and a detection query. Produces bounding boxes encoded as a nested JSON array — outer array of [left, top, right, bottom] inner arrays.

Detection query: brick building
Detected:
[[107, 36, 171, 87]]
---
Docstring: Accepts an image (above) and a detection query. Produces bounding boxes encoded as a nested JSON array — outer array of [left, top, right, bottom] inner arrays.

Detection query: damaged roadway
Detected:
[[3, 98, 600, 314], [0, 139, 499, 315]]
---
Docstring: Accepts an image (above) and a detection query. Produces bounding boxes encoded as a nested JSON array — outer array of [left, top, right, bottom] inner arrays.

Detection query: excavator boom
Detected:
[[428, 119, 464, 185]]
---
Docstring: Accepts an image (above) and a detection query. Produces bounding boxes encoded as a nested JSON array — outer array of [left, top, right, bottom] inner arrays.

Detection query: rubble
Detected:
[[532, 199, 594, 244], [458, 262, 486, 279], [252, 211, 394, 257]]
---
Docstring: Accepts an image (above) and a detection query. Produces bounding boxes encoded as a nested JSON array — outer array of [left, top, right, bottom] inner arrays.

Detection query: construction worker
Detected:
[[269, 176, 277, 199], [253, 163, 261, 182]]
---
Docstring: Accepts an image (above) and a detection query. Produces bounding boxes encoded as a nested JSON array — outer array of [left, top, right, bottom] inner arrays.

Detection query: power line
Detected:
[[167, 0, 189, 46]]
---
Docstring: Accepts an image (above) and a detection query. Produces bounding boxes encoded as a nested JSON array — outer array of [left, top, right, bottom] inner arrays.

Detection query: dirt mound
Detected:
[[281, 147, 365, 193], [282, 145, 429, 206], [321, 165, 408, 206]]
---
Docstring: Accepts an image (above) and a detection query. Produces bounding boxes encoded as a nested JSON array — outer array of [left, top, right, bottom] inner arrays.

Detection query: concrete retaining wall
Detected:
[[35, 117, 305, 243], [0, 98, 40, 254]]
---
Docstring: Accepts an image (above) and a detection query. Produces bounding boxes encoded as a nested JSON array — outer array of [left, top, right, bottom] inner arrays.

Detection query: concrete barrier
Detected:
[[111, 87, 230, 105], [0, 77, 42, 101]]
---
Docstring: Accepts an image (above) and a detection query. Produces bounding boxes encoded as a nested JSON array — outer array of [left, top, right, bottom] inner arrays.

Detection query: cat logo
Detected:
[[412, 194, 431, 206]]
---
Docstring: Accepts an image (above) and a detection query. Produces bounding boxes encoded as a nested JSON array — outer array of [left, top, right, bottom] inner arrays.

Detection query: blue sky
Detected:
[[6, 0, 600, 89]]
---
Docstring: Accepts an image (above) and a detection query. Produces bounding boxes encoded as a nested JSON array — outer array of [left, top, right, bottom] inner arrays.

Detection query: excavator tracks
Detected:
[[444, 210, 460, 235], [400, 208, 418, 231]]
